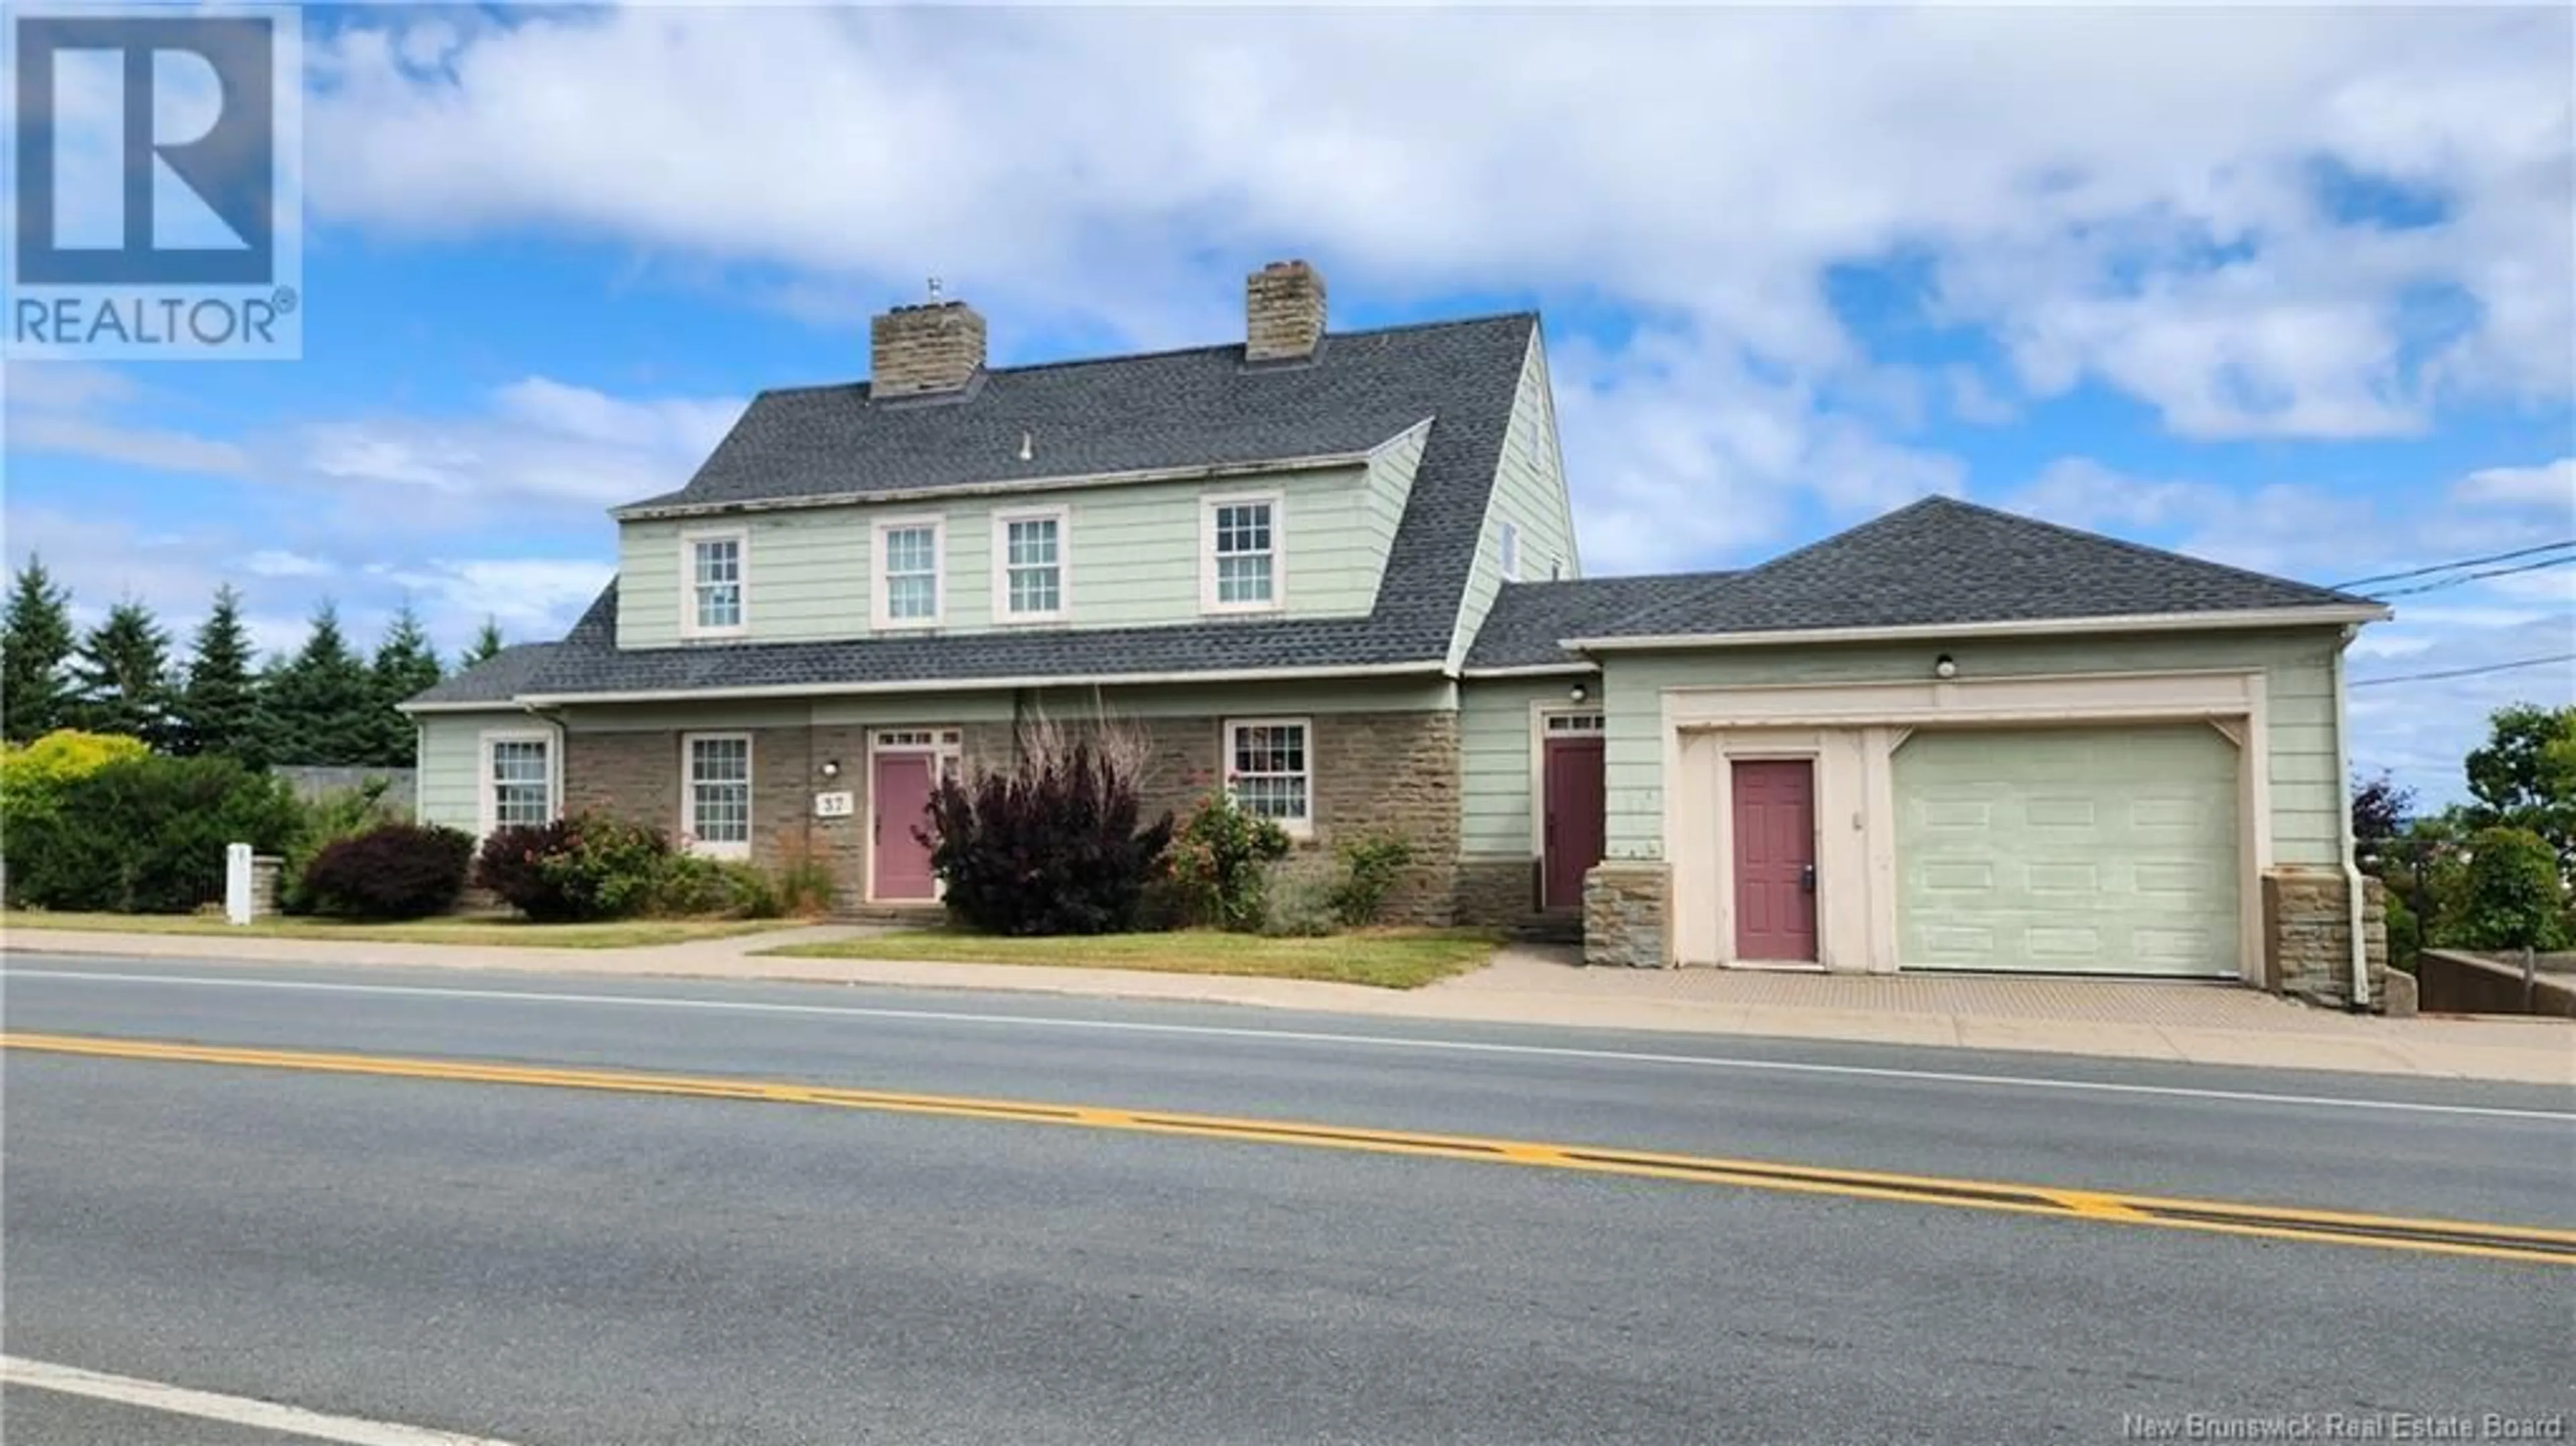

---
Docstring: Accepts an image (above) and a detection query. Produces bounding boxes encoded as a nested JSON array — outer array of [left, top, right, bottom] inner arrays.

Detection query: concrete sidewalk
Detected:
[[5, 925, 2569, 1086]]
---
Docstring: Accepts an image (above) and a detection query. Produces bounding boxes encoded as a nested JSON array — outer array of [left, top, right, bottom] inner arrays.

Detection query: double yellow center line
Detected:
[[7, 1030, 2571, 1268]]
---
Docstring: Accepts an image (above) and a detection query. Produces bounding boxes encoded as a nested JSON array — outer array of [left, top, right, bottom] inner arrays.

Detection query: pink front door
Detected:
[[1731, 759, 1817, 961], [871, 753, 938, 901], [1542, 737, 1606, 910]]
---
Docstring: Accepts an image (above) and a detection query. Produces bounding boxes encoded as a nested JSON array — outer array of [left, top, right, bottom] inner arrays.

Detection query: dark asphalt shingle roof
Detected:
[[521, 581, 1466, 696], [1588, 497, 2378, 641], [401, 643, 562, 708], [523, 313, 1538, 698], [1463, 574, 1733, 669], [617, 317, 1520, 515]]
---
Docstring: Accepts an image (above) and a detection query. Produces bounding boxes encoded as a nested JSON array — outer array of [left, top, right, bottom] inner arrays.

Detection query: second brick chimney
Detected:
[[1245, 260, 1327, 362], [870, 299, 987, 398]]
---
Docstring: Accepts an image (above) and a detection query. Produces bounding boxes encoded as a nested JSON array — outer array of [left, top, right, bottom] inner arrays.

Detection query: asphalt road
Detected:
[[4, 952, 2571, 1445]]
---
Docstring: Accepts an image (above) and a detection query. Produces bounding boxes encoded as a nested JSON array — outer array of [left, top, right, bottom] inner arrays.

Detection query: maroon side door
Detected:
[[1542, 736, 1606, 910], [871, 753, 939, 901], [1731, 759, 1817, 960]]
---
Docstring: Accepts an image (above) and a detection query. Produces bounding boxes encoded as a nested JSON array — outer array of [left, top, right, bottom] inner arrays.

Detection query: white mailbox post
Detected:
[[224, 842, 254, 926]]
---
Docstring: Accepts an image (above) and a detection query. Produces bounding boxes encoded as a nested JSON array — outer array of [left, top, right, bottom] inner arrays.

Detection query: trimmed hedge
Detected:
[[3, 754, 301, 913], [299, 823, 476, 920]]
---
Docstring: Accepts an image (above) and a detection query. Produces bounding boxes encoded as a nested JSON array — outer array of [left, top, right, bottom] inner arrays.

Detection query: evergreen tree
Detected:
[[1, 555, 78, 742], [462, 616, 506, 669], [175, 583, 263, 762], [365, 602, 445, 767], [69, 597, 176, 747], [256, 601, 376, 767]]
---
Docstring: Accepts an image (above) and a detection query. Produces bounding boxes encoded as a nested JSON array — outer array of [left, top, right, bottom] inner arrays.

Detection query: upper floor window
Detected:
[[997, 510, 1065, 621], [685, 532, 745, 636], [1499, 521, 1522, 582], [1204, 495, 1281, 612], [874, 516, 944, 628]]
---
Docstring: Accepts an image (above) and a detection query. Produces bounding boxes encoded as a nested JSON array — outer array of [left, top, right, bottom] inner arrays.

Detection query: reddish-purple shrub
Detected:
[[299, 823, 476, 920], [921, 742, 1173, 935]]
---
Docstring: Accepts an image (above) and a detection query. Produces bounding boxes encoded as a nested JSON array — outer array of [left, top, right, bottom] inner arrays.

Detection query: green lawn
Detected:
[[0, 911, 795, 950], [763, 927, 1503, 989]]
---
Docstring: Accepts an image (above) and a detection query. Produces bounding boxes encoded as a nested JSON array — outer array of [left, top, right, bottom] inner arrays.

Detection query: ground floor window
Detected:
[[482, 732, 555, 834], [1224, 718, 1311, 832], [685, 732, 753, 856]]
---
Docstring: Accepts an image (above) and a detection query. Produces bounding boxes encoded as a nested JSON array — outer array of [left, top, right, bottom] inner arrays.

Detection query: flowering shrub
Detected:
[[1166, 790, 1292, 932], [475, 814, 672, 922], [299, 823, 476, 920]]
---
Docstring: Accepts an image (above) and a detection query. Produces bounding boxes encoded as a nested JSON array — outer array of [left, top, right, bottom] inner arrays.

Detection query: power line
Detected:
[[2332, 539, 2575, 590], [2369, 553, 2576, 599], [2349, 652, 2576, 688]]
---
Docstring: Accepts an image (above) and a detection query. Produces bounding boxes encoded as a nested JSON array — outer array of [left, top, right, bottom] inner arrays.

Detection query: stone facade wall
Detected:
[[560, 708, 1465, 924], [1454, 858, 1538, 929], [998, 709, 1462, 926], [1584, 861, 1670, 968], [2260, 868, 2390, 1011]]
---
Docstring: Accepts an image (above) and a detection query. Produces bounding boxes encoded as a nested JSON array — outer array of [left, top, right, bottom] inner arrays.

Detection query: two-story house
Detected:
[[406, 260, 2396, 1008]]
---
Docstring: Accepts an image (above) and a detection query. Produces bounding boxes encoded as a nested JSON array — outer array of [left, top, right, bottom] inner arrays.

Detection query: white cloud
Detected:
[[295, 5, 2571, 447], [293, 377, 739, 516], [242, 549, 335, 579], [2453, 457, 2575, 511]]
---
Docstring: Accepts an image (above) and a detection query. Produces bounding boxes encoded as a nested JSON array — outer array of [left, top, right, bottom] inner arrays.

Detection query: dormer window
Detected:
[[996, 508, 1067, 622], [683, 531, 747, 638], [874, 516, 945, 628], [1499, 521, 1522, 582], [1203, 494, 1281, 613]]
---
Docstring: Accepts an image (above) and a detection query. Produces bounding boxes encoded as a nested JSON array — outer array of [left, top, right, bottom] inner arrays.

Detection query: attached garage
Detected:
[[1893, 724, 2241, 977]]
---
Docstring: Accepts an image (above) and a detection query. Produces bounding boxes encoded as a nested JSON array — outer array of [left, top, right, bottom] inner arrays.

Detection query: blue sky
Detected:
[[4, 5, 2570, 804]]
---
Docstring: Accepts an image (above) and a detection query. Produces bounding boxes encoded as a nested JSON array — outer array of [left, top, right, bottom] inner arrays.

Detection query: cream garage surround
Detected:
[[1658, 669, 2273, 979]]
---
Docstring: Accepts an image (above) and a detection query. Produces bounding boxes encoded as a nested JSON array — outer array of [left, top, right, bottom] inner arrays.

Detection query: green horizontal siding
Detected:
[[1601, 628, 2350, 869], [1458, 675, 1593, 857], [1449, 330, 1578, 670], [415, 715, 513, 834], [616, 461, 1403, 648]]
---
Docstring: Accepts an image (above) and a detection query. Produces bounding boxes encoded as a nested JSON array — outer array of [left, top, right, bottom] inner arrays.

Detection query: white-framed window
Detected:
[[993, 508, 1067, 621], [1202, 494, 1282, 613], [872, 515, 945, 628], [682, 530, 747, 638], [1544, 712, 1605, 733], [1499, 521, 1522, 582], [478, 729, 557, 836], [1224, 717, 1311, 834], [683, 732, 753, 858]]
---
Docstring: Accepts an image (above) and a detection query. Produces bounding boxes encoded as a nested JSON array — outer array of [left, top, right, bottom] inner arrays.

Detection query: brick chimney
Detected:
[[1245, 260, 1327, 362], [869, 299, 987, 398]]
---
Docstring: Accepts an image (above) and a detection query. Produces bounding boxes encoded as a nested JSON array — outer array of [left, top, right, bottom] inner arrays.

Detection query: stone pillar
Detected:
[[249, 854, 283, 920], [2260, 868, 2388, 1011], [1583, 860, 1670, 968]]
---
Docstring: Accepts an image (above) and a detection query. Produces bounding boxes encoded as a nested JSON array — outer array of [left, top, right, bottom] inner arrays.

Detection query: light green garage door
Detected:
[[1894, 724, 2241, 977]]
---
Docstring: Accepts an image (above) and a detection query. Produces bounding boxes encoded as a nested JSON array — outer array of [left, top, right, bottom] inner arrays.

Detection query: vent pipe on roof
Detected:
[[1245, 260, 1327, 362]]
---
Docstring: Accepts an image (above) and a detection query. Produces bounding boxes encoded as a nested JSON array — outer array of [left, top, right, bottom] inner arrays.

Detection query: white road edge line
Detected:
[[5, 964, 2569, 1123], [0, 1355, 525, 1446]]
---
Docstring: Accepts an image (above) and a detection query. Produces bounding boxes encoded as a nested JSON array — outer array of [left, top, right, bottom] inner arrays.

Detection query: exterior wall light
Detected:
[[820, 759, 841, 779], [1933, 655, 1958, 680], [1570, 681, 1589, 704]]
